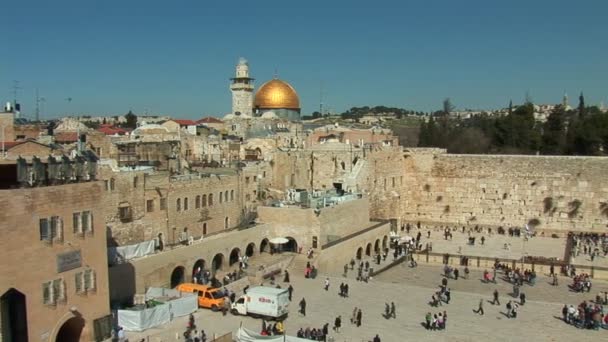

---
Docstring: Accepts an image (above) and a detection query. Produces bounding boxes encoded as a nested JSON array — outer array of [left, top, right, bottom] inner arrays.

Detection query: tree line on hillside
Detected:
[[418, 95, 608, 155], [301, 106, 427, 120]]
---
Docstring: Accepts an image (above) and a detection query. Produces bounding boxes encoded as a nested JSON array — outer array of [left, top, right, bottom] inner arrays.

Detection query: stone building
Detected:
[[0, 165, 110, 342]]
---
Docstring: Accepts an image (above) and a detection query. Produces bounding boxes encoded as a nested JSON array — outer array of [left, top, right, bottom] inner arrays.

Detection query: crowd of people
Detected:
[[571, 274, 593, 292], [561, 301, 607, 329], [570, 233, 608, 262]]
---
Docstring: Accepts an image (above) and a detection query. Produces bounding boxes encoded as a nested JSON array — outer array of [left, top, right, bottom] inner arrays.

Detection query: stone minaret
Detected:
[[230, 58, 254, 116]]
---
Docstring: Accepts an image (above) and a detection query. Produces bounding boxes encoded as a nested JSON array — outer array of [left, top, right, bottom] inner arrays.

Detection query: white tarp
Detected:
[[108, 240, 155, 265], [235, 327, 310, 342], [117, 288, 197, 332]]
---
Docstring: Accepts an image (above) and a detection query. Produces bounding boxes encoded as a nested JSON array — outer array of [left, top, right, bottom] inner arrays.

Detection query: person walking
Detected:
[[492, 289, 500, 305], [390, 302, 396, 318], [356, 309, 362, 327], [287, 285, 293, 301], [299, 298, 306, 316], [373, 334, 381, 342], [333, 315, 342, 332], [425, 312, 432, 330], [384, 303, 390, 318], [519, 292, 526, 305], [445, 288, 451, 304], [454, 268, 459, 280], [339, 283, 345, 297], [350, 307, 358, 324], [324, 278, 330, 291], [474, 298, 484, 315], [344, 264, 348, 276], [464, 266, 470, 279], [344, 283, 349, 297], [283, 270, 290, 283]]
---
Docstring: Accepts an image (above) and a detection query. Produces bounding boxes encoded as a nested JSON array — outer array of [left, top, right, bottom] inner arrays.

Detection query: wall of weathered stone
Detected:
[[400, 151, 608, 233]]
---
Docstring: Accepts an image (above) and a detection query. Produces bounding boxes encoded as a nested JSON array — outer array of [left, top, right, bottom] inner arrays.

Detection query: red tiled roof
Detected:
[[97, 126, 128, 135], [172, 119, 197, 126], [0, 141, 21, 150], [54, 132, 79, 143], [197, 117, 224, 124]]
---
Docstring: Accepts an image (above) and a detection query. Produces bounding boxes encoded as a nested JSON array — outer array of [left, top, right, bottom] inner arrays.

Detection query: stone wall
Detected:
[[0, 182, 110, 341], [400, 152, 608, 233]]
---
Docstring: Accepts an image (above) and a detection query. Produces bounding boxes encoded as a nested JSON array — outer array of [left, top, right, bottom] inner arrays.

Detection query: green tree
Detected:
[[578, 92, 586, 118], [124, 110, 138, 129], [442, 98, 455, 116], [541, 105, 566, 154]]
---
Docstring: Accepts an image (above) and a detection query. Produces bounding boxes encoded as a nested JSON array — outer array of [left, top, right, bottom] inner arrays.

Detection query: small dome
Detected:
[[254, 79, 300, 110]]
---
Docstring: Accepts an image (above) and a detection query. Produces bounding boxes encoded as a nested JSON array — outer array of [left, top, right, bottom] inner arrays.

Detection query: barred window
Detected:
[[42, 281, 53, 305], [73, 212, 82, 234], [40, 218, 50, 242]]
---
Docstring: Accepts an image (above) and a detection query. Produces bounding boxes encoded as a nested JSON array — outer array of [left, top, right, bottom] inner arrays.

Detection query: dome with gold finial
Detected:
[[254, 79, 300, 111]]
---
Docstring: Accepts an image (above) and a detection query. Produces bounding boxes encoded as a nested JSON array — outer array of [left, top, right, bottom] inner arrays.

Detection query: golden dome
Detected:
[[254, 79, 300, 110]]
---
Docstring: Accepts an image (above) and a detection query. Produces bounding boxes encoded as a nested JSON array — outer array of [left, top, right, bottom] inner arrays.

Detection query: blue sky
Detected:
[[1, 0, 607, 119]]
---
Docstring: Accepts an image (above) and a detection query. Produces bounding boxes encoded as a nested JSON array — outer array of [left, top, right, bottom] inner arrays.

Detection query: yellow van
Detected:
[[175, 283, 225, 311]]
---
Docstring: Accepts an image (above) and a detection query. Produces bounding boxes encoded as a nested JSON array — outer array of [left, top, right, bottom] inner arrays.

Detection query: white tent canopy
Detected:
[[269, 237, 289, 244]]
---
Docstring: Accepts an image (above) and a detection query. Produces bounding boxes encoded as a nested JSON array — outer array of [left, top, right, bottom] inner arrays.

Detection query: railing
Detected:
[[321, 220, 388, 249]]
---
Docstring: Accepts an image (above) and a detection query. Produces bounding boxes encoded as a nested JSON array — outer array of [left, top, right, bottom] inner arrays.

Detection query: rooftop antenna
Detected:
[[320, 81, 324, 115], [11, 80, 21, 118], [35, 88, 46, 121]]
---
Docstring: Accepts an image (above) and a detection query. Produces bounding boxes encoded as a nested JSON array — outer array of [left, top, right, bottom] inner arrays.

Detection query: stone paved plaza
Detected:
[[125, 258, 607, 342]]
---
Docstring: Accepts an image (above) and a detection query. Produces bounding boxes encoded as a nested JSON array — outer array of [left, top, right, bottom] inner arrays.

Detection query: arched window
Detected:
[[202, 194, 207, 207], [219, 192, 223, 204], [184, 197, 189, 211], [176, 198, 181, 211], [225, 191, 229, 202], [208, 194, 213, 206], [195, 195, 200, 209], [230, 190, 234, 201]]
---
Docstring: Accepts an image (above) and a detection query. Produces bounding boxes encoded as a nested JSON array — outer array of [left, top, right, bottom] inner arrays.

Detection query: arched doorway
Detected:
[[212, 253, 224, 275], [246, 243, 255, 257], [365, 243, 372, 256], [374, 239, 380, 254], [229, 248, 241, 266], [1, 288, 28, 342], [55, 316, 85, 342], [284, 237, 298, 253], [356, 247, 363, 260], [170, 266, 185, 288], [260, 238, 269, 253], [382, 235, 388, 250], [192, 259, 206, 282]]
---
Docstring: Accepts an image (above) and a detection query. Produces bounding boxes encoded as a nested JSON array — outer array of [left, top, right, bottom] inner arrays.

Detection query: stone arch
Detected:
[[1, 288, 28, 341], [284, 236, 298, 253], [260, 238, 270, 253], [365, 243, 372, 256], [55, 315, 85, 342], [170, 266, 185, 288], [374, 239, 380, 253], [246, 242, 256, 257], [382, 235, 388, 250], [356, 247, 363, 260], [212, 253, 224, 274], [192, 259, 206, 282], [229, 248, 241, 266]]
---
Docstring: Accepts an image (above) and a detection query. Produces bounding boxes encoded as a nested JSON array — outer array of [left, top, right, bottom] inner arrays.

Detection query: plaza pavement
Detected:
[[124, 259, 607, 342]]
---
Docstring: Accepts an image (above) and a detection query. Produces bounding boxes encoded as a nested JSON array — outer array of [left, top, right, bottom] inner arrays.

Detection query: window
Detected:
[[195, 195, 200, 209], [160, 198, 167, 210], [82, 211, 93, 234], [75, 269, 96, 294], [133, 176, 138, 188], [253, 176, 257, 182], [219, 192, 223, 204], [118, 207, 132, 222], [184, 197, 189, 211], [43, 279, 66, 305], [208, 194, 213, 206], [104, 180, 109, 191], [392, 177, 395, 188], [110, 178, 115, 191], [230, 190, 234, 201], [202, 194, 207, 207], [51, 216, 63, 242], [73, 212, 82, 235], [203, 223, 207, 235], [245, 177, 250, 185], [146, 200, 154, 212], [40, 218, 50, 242], [224, 191, 229, 202], [176, 198, 181, 211], [263, 171, 266, 178]]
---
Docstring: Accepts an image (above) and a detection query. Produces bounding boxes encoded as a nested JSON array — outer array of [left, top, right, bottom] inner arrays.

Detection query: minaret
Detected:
[[230, 57, 254, 116]]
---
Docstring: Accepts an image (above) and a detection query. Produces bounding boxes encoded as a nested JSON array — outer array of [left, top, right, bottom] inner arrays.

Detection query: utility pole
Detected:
[[35, 88, 45, 121], [11, 80, 21, 118]]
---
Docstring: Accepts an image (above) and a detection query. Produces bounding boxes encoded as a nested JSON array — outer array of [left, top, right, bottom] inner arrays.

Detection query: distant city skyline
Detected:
[[2, 0, 607, 119]]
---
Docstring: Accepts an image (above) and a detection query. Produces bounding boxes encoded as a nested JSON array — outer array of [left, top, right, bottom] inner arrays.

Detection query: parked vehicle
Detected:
[[231, 286, 289, 320], [175, 283, 225, 311]]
